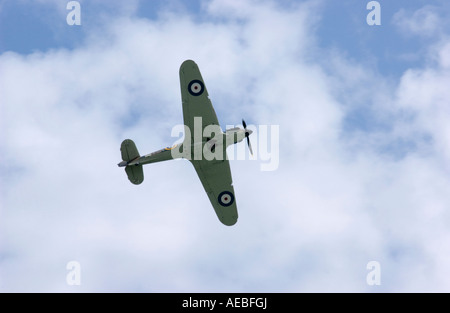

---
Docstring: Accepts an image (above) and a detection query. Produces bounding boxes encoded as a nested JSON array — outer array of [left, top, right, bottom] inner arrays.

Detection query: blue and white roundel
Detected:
[[218, 191, 234, 207], [188, 80, 204, 96]]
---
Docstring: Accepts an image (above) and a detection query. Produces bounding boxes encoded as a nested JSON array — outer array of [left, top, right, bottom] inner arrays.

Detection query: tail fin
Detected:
[[119, 139, 144, 185]]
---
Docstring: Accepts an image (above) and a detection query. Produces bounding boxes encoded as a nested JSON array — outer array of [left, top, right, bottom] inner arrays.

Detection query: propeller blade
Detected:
[[242, 118, 253, 155], [247, 136, 253, 156]]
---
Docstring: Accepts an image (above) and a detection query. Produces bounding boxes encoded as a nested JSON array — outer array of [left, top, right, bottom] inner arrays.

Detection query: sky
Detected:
[[1, 0, 450, 292]]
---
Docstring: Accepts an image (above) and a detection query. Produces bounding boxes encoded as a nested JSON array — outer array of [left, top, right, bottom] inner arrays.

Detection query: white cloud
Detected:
[[393, 5, 444, 38], [1, 0, 450, 292], [437, 41, 450, 68]]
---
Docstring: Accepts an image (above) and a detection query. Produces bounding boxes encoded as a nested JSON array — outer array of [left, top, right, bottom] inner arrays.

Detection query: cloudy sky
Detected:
[[1, 0, 450, 292]]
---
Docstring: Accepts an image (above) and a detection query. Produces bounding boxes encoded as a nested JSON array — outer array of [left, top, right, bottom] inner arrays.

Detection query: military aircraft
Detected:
[[118, 60, 253, 226]]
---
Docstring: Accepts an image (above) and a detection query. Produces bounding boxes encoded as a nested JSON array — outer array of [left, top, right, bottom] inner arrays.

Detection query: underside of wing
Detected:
[[191, 158, 238, 226], [179, 60, 220, 142], [180, 60, 238, 226]]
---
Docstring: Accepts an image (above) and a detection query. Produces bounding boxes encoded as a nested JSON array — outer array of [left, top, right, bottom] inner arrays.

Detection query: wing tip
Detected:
[[181, 59, 196, 65], [220, 215, 238, 226], [180, 59, 198, 72]]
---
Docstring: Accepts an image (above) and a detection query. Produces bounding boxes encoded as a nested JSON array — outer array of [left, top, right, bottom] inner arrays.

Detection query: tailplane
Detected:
[[119, 139, 144, 185]]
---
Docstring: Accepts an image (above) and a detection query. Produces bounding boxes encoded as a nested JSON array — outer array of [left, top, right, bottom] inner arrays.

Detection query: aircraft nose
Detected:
[[247, 129, 253, 135]]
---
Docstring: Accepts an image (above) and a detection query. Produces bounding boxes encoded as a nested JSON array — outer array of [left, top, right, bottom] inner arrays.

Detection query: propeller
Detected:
[[242, 119, 253, 156]]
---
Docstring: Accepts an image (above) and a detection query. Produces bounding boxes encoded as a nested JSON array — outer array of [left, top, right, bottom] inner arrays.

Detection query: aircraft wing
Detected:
[[191, 159, 238, 226], [179, 60, 238, 226], [179, 60, 220, 141]]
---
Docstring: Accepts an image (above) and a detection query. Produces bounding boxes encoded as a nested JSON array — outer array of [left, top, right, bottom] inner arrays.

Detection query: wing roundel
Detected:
[[188, 80, 205, 96]]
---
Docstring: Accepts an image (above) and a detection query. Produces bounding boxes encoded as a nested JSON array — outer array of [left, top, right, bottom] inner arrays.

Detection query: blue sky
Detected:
[[1, 0, 450, 292], [1, 0, 446, 138], [1, 0, 447, 75]]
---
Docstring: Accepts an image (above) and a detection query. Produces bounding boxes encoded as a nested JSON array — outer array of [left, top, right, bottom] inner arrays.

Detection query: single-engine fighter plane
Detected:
[[118, 60, 253, 226]]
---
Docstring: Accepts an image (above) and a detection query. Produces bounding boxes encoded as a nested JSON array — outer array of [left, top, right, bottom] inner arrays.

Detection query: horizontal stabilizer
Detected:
[[121, 139, 140, 162], [125, 164, 144, 185]]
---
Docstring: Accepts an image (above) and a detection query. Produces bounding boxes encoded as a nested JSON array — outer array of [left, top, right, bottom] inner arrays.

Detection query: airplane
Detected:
[[117, 60, 253, 226]]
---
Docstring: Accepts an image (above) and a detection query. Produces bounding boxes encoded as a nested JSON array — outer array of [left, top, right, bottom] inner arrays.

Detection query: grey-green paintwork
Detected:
[[119, 60, 240, 226]]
